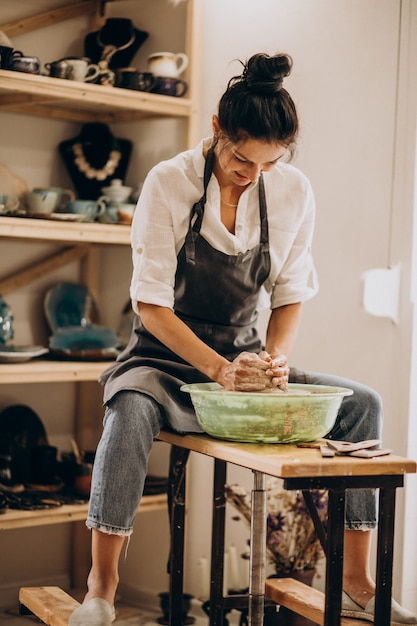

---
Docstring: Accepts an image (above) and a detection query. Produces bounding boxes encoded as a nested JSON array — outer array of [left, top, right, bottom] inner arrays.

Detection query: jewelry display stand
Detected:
[[58, 123, 132, 200], [84, 18, 149, 70]]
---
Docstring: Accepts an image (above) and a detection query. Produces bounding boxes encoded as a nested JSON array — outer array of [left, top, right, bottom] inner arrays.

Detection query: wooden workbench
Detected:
[[157, 431, 416, 626], [19, 431, 416, 626]]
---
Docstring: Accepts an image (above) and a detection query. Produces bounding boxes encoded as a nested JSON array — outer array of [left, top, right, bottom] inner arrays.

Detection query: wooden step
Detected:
[[19, 586, 80, 626], [265, 577, 370, 626]]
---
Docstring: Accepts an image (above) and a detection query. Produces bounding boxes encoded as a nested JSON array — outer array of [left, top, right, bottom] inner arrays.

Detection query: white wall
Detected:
[[184, 0, 417, 612]]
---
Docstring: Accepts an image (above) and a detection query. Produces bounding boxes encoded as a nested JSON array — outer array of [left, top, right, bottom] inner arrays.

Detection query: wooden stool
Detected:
[[19, 586, 79, 626]]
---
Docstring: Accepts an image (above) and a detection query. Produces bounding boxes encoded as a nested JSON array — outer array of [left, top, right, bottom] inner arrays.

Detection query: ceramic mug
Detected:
[[0, 45, 13, 69], [115, 68, 157, 92], [45, 59, 72, 79], [33, 187, 75, 212], [147, 52, 188, 78], [152, 76, 188, 97], [10, 51, 40, 74], [59, 57, 100, 83], [0, 192, 19, 213], [66, 197, 107, 221], [25, 189, 60, 214]]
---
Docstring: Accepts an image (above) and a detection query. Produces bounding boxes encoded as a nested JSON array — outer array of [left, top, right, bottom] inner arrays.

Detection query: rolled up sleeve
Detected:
[[267, 168, 319, 309]]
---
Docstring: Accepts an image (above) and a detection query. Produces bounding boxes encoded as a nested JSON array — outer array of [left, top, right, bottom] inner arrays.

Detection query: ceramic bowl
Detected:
[[49, 325, 119, 360], [117, 203, 136, 224], [181, 383, 353, 443]]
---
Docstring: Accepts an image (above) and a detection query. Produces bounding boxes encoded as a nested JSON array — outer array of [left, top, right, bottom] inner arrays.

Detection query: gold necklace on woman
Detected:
[[72, 142, 122, 181], [220, 196, 239, 207]]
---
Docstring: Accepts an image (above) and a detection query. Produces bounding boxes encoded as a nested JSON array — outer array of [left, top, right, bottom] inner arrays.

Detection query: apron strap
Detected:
[[258, 173, 269, 248], [185, 144, 216, 264]]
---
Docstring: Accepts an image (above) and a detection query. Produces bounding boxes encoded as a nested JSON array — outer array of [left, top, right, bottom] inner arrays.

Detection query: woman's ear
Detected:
[[212, 115, 221, 135]]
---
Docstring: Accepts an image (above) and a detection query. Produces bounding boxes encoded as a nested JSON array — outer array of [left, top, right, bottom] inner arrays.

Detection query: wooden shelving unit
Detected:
[[0, 0, 201, 549], [0, 214, 131, 245], [0, 68, 192, 124], [0, 359, 110, 384], [0, 493, 167, 531]]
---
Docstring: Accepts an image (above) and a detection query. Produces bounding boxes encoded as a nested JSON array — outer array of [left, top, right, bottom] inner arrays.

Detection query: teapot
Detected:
[[101, 179, 133, 205], [147, 52, 188, 79]]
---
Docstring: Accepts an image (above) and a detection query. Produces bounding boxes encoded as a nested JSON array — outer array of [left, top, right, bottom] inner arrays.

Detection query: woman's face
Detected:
[[213, 117, 287, 187]]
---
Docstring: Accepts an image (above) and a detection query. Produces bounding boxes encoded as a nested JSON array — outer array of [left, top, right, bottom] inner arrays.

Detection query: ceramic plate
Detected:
[[0, 344, 49, 363], [49, 325, 119, 360], [18, 212, 89, 222], [50, 213, 87, 222], [44, 282, 98, 332]]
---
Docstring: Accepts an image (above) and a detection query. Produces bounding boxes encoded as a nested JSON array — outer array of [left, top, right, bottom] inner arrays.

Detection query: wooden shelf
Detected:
[[0, 358, 113, 384], [0, 215, 131, 245], [0, 493, 168, 531], [0, 69, 192, 124]]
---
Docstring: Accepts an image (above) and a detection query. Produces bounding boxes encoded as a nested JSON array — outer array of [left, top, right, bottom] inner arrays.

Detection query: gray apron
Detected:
[[100, 145, 271, 432]]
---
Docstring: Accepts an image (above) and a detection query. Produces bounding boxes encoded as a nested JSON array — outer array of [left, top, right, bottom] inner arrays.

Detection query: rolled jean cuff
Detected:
[[86, 519, 134, 536], [345, 521, 377, 531]]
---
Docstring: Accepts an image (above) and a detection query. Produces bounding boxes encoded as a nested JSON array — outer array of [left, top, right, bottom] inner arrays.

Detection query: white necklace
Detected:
[[72, 143, 122, 181], [96, 29, 136, 63]]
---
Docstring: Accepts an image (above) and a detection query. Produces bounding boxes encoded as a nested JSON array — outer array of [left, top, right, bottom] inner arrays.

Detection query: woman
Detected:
[[69, 53, 416, 626]]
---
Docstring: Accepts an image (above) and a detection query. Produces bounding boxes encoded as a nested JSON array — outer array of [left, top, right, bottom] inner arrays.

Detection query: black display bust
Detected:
[[84, 18, 149, 69], [58, 123, 132, 200]]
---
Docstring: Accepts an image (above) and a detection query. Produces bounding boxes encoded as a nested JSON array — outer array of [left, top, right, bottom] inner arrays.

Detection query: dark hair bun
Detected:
[[242, 53, 293, 94]]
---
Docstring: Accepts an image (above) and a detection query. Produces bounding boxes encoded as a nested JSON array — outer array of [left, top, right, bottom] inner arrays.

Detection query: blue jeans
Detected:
[[87, 370, 382, 535]]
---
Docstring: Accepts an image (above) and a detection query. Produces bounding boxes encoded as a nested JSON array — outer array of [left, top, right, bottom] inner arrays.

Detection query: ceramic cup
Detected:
[[59, 57, 100, 83], [152, 76, 188, 97], [45, 59, 72, 79], [25, 189, 60, 214], [0, 192, 19, 213], [0, 45, 13, 69], [10, 51, 40, 74], [117, 203, 136, 225], [66, 197, 107, 221], [33, 187, 75, 212], [115, 68, 157, 92], [147, 52, 188, 78], [96, 196, 118, 224]]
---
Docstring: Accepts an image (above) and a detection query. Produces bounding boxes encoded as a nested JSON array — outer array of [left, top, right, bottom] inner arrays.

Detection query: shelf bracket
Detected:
[[0, 245, 89, 295], [0, 1, 102, 38]]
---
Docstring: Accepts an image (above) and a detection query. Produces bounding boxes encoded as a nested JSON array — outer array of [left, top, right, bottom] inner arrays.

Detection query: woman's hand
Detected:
[[218, 351, 285, 391], [259, 350, 289, 391]]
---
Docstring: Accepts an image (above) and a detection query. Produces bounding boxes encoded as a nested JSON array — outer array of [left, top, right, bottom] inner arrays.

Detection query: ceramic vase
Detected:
[[0, 294, 14, 344]]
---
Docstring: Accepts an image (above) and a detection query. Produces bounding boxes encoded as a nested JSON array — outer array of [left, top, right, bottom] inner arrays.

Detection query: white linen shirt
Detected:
[[130, 139, 319, 315]]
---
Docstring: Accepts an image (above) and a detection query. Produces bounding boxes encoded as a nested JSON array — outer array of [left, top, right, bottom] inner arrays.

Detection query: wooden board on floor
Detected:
[[19, 587, 80, 626], [265, 577, 370, 626]]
